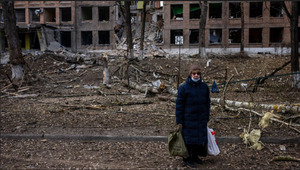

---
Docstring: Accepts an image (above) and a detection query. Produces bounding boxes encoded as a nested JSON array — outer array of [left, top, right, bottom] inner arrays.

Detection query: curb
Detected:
[[1, 134, 299, 144]]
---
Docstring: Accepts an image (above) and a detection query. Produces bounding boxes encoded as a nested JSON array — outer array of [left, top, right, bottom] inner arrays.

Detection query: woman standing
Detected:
[[176, 64, 210, 168]]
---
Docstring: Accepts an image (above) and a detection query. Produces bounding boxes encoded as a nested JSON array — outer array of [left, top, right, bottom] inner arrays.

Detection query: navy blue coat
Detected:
[[176, 76, 210, 145]]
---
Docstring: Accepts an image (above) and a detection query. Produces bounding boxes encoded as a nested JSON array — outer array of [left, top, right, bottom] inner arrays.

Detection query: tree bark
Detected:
[[282, 1, 299, 88], [240, 2, 245, 55], [139, 1, 148, 60], [1, 0, 25, 90], [124, 1, 134, 60], [102, 54, 110, 86], [198, 1, 207, 58]]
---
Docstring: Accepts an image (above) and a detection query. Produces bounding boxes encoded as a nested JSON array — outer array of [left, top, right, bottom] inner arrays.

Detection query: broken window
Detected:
[[249, 2, 262, 18], [270, 2, 283, 17], [98, 31, 110, 45], [18, 33, 26, 48], [209, 3, 222, 18], [82, 7, 93, 21], [99, 6, 109, 22], [190, 4, 200, 19], [29, 8, 41, 22], [61, 8, 72, 22], [81, 31, 93, 45], [229, 28, 241, 43], [0, 9, 3, 22], [249, 28, 262, 43], [60, 31, 71, 47], [189, 29, 199, 44], [298, 3, 300, 16], [170, 29, 183, 45], [270, 27, 283, 43], [209, 29, 222, 44], [15, 9, 25, 22], [229, 2, 241, 18], [44, 8, 56, 22], [171, 4, 183, 20], [29, 32, 40, 49]]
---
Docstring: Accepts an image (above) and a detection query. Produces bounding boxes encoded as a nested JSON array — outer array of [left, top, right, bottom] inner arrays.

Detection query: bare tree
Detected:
[[124, 1, 134, 60], [1, 0, 26, 90], [198, 1, 208, 58], [240, 2, 244, 55], [282, 1, 299, 88], [139, 1, 148, 60]]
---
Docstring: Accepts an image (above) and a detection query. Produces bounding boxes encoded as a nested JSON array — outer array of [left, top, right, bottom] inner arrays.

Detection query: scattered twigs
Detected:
[[253, 60, 291, 92], [60, 104, 105, 110], [225, 106, 300, 133], [271, 156, 300, 162], [221, 75, 234, 110], [122, 80, 159, 94]]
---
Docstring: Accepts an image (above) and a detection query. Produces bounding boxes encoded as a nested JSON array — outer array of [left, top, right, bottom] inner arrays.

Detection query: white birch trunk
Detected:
[[11, 64, 24, 82], [102, 54, 110, 85], [292, 72, 300, 88]]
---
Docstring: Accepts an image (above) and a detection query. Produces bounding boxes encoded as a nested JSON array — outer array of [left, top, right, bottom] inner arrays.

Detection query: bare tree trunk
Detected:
[[139, 1, 148, 60], [2, 0, 25, 90], [198, 1, 207, 58], [240, 2, 245, 55], [124, 1, 134, 60], [290, 2, 299, 88], [102, 53, 110, 86], [282, 1, 300, 88]]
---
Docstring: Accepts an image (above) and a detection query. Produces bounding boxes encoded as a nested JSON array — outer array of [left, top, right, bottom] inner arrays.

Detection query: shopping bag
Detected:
[[168, 130, 189, 158], [207, 127, 220, 156]]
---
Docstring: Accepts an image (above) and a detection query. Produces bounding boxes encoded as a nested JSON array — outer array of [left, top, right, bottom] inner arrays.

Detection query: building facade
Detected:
[[0, 1, 299, 55], [0, 1, 117, 52], [162, 1, 300, 55]]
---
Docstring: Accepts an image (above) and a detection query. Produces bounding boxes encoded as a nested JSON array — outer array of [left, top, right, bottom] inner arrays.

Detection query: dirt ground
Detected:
[[0, 52, 299, 169]]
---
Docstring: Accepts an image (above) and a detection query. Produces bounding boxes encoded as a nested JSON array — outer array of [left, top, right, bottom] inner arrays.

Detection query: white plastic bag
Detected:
[[207, 127, 220, 156]]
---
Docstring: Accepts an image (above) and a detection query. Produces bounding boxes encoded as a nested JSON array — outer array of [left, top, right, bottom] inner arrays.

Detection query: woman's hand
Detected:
[[176, 124, 182, 131]]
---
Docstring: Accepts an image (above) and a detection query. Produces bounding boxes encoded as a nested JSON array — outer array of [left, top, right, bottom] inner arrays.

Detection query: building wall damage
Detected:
[[0, 1, 299, 56]]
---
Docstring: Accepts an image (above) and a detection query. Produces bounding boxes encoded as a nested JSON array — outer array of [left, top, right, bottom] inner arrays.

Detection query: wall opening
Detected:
[[249, 28, 262, 43], [209, 29, 222, 44], [81, 31, 92, 45], [1, 31, 8, 51], [18, 33, 26, 48], [190, 4, 200, 19], [44, 8, 56, 22], [98, 31, 110, 45], [15, 9, 26, 22], [209, 3, 222, 18], [189, 29, 199, 44], [270, 2, 283, 17], [98, 6, 109, 21], [0, 9, 3, 22], [82, 7, 93, 21], [270, 27, 283, 43], [229, 28, 241, 43], [60, 31, 71, 47], [29, 8, 40, 22], [29, 32, 40, 49], [61, 8, 72, 22], [229, 2, 241, 18], [250, 2, 262, 18], [299, 27, 300, 42], [171, 4, 183, 20], [170, 29, 183, 45]]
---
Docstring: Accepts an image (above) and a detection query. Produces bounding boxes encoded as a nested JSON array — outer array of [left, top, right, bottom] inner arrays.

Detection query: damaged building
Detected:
[[0, 1, 117, 52], [0, 1, 299, 55], [163, 1, 300, 55]]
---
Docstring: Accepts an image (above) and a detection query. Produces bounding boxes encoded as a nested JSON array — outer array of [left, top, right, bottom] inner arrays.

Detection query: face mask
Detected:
[[191, 77, 200, 82]]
